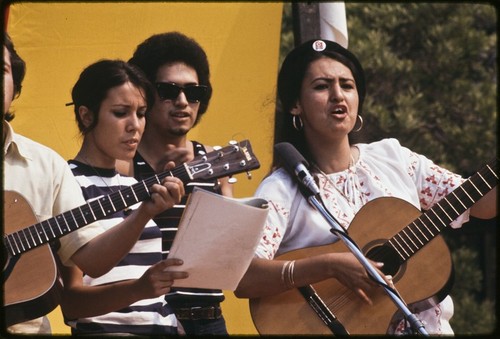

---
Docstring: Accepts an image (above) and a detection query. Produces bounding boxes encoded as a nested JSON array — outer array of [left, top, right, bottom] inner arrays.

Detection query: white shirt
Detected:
[[254, 138, 469, 335], [4, 121, 103, 334]]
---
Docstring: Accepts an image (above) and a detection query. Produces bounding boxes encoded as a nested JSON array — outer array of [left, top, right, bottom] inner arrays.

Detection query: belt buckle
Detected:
[[190, 306, 205, 320], [176, 305, 221, 320]]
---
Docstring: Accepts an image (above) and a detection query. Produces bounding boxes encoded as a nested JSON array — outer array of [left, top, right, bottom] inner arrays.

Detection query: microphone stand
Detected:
[[307, 193, 429, 336]]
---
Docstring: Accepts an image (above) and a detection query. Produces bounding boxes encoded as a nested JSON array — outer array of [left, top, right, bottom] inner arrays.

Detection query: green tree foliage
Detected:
[[278, 2, 497, 334], [346, 3, 497, 174], [449, 245, 496, 334], [344, 4, 497, 334], [279, 2, 294, 67]]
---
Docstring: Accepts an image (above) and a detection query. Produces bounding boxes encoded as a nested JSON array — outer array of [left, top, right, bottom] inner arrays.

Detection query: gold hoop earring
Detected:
[[353, 115, 363, 132], [292, 115, 303, 131]]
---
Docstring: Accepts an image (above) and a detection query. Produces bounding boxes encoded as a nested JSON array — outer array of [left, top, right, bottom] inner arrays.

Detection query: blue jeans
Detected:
[[179, 316, 228, 335]]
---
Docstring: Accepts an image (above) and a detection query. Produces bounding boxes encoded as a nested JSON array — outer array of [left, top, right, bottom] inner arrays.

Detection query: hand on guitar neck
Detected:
[[242, 158, 498, 335], [3, 140, 260, 327]]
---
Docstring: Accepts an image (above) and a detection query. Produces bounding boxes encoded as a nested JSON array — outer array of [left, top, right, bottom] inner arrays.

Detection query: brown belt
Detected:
[[175, 305, 222, 320]]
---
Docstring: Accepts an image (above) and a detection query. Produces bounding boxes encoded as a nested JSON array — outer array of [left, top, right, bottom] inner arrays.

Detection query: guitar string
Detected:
[[310, 155, 404, 311], [324, 173, 495, 313], [318, 163, 498, 326], [9, 145, 249, 254], [309, 153, 379, 312], [326, 287, 355, 310], [9, 163, 177, 254], [78, 156, 141, 218]]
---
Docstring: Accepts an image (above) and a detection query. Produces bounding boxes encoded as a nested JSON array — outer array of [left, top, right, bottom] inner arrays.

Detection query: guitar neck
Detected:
[[4, 140, 260, 257], [388, 157, 499, 262], [4, 166, 188, 257]]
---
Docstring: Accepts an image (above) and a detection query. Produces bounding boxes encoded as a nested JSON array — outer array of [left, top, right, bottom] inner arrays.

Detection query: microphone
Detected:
[[274, 142, 320, 197], [274, 143, 428, 336]]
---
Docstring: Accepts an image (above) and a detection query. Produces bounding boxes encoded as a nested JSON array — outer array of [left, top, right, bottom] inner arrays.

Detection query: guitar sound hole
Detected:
[[365, 244, 402, 277]]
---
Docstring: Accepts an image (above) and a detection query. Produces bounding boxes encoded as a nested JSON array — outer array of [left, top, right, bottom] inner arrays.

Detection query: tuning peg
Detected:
[[246, 171, 253, 180]]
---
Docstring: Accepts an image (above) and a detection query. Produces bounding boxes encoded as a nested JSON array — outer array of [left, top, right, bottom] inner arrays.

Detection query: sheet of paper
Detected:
[[166, 187, 269, 291]]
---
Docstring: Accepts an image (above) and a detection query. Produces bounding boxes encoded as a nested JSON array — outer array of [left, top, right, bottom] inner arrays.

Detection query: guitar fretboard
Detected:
[[388, 158, 498, 261], [4, 166, 190, 257], [4, 140, 260, 258]]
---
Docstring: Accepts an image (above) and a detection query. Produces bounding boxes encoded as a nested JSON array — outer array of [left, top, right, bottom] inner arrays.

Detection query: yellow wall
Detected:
[[7, 2, 283, 335]]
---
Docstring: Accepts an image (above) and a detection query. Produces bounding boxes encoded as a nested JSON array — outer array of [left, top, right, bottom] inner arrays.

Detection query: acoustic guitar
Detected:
[[3, 140, 260, 327], [250, 157, 498, 335]]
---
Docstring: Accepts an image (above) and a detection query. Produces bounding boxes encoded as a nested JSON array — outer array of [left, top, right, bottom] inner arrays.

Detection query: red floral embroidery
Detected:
[[421, 186, 433, 197], [425, 174, 438, 185]]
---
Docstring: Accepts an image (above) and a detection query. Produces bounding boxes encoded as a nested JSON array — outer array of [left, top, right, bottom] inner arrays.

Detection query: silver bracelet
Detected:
[[287, 260, 296, 288], [281, 260, 291, 288]]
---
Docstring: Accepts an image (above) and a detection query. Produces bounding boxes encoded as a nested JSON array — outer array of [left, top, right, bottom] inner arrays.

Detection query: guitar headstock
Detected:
[[186, 140, 260, 182]]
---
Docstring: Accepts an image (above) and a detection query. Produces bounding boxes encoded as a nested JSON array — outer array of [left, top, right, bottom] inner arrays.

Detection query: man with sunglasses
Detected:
[[117, 31, 232, 335]]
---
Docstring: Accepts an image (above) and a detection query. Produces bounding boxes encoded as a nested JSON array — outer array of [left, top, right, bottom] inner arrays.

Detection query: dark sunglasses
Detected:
[[156, 82, 208, 103]]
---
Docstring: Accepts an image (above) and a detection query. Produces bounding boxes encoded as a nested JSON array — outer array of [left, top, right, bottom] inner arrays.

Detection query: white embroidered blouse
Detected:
[[254, 138, 469, 335]]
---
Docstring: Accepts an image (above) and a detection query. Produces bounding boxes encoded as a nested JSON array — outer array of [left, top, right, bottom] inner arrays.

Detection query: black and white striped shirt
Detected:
[[65, 160, 178, 335]]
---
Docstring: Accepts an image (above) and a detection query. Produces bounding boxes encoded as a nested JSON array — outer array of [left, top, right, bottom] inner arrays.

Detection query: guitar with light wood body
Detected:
[[250, 158, 498, 335], [3, 191, 62, 328]]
